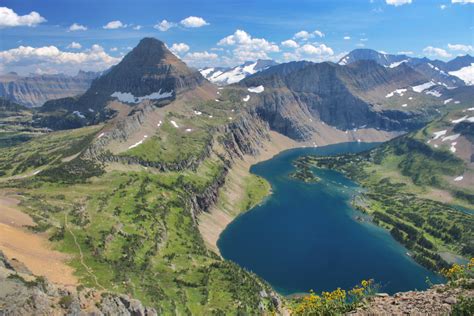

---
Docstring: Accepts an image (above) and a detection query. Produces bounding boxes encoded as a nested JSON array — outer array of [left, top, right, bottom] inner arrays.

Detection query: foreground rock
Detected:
[[351, 281, 474, 315], [0, 251, 156, 315]]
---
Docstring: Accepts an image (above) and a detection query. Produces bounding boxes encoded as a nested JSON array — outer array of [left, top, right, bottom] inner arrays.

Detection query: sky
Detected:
[[0, 0, 473, 75]]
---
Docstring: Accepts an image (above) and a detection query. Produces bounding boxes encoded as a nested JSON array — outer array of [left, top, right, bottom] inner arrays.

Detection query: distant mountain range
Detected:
[[199, 59, 278, 85], [0, 71, 100, 107], [338, 48, 474, 87]]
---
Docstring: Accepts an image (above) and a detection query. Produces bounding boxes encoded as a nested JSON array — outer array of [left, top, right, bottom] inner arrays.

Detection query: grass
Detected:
[[237, 174, 271, 213]]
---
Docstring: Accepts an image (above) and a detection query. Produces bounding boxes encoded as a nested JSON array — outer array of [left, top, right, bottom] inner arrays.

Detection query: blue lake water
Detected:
[[218, 142, 443, 295]]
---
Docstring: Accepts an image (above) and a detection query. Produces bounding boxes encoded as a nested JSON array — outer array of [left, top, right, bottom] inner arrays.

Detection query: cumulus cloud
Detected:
[[314, 30, 325, 38], [103, 20, 126, 29], [398, 51, 414, 55], [0, 6, 46, 28], [133, 25, 142, 30], [67, 42, 82, 49], [0, 44, 120, 75], [281, 39, 299, 48], [344, 36, 351, 40], [297, 44, 334, 56], [69, 23, 87, 31], [180, 16, 209, 28], [386, 0, 412, 6], [448, 43, 474, 53], [183, 51, 218, 67], [154, 19, 176, 31], [452, 0, 474, 3], [423, 46, 452, 58], [294, 30, 312, 40], [170, 43, 190, 55], [440, 4, 448, 9], [218, 29, 279, 63]]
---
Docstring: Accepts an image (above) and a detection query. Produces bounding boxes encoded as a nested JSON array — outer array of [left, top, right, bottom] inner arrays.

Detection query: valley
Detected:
[[0, 36, 472, 315]]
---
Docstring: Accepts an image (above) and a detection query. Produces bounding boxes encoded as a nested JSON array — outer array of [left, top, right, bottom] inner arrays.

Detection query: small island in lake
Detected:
[[289, 160, 320, 183]]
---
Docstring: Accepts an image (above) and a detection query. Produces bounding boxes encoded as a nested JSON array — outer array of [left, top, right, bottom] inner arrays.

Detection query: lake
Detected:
[[217, 142, 443, 295]]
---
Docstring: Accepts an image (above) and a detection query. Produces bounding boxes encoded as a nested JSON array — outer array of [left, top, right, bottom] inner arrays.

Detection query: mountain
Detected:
[[200, 59, 278, 85], [38, 37, 213, 129], [338, 49, 468, 87], [237, 59, 444, 140], [0, 71, 99, 107]]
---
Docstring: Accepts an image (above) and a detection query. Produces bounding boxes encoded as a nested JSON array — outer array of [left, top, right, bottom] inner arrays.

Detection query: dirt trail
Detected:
[[0, 192, 78, 286]]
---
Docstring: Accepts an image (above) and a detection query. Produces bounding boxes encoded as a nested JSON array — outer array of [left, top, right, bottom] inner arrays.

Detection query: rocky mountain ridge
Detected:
[[0, 71, 99, 107]]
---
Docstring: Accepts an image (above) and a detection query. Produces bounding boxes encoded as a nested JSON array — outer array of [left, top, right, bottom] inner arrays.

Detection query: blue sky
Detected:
[[0, 0, 473, 75]]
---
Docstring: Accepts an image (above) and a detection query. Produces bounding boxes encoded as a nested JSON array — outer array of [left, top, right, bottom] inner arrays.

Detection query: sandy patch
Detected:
[[0, 193, 78, 286]]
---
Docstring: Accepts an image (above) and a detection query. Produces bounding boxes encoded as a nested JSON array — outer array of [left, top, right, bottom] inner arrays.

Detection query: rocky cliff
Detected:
[[0, 71, 98, 107]]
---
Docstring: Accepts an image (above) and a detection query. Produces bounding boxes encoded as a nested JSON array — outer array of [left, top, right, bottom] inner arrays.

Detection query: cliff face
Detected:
[[0, 71, 98, 107], [240, 61, 436, 141]]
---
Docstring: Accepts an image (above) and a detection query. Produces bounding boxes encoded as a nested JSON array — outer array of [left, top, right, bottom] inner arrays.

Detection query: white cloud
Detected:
[[69, 23, 87, 31], [170, 43, 190, 55], [344, 36, 351, 40], [103, 20, 126, 29], [448, 43, 474, 52], [217, 29, 279, 63], [423, 46, 452, 58], [67, 42, 82, 49], [183, 51, 218, 66], [314, 30, 325, 38], [386, 0, 412, 6], [440, 4, 448, 9], [398, 51, 414, 55], [0, 7, 46, 28], [110, 47, 118, 52], [360, 38, 369, 42], [0, 44, 120, 75], [180, 16, 209, 28], [297, 44, 334, 56], [154, 19, 176, 31], [452, 0, 474, 3], [281, 39, 299, 48], [133, 25, 142, 30], [294, 30, 312, 40]]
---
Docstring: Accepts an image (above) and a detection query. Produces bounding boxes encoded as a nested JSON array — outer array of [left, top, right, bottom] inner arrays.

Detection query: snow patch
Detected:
[[454, 176, 463, 182], [426, 90, 442, 98], [442, 134, 460, 142], [242, 95, 250, 102], [449, 63, 474, 85], [72, 111, 85, 119], [401, 104, 407, 107], [452, 116, 468, 124], [248, 85, 264, 93], [432, 130, 447, 140], [443, 98, 453, 105], [128, 135, 148, 149], [193, 110, 202, 115], [111, 90, 173, 103], [450, 142, 457, 153], [389, 60, 408, 68], [97, 132, 105, 139], [385, 88, 407, 98], [185, 128, 192, 132], [170, 120, 179, 128], [412, 81, 436, 93]]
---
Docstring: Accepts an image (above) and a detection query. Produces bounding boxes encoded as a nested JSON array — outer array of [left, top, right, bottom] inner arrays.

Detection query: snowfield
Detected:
[[432, 130, 447, 140], [243, 95, 250, 102], [170, 120, 179, 128], [412, 81, 436, 93], [449, 63, 474, 85], [248, 85, 264, 93], [111, 90, 173, 103]]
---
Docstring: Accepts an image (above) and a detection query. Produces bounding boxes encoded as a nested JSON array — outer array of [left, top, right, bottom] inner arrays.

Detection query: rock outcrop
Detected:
[[0, 251, 157, 316]]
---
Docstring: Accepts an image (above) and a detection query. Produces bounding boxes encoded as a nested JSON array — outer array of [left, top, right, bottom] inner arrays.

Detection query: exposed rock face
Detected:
[[0, 71, 98, 107], [240, 60, 437, 140], [351, 281, 474, 315], [0, 251, 157, 316], [39, 38, 209, 129]]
